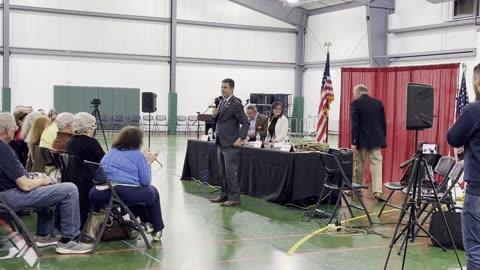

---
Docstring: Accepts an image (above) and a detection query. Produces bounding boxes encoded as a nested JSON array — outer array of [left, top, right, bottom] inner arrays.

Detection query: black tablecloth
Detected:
[[181, 140, 326, 204]]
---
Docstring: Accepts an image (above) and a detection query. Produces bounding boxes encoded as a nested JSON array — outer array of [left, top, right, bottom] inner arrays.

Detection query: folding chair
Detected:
[[82, 161, 152, 253], [413, 160, 464, 239], [128, 115, 141, 127], [0, 196, 42, 257], [312, 152, 372, 225], [142, 115, 155, 133], [378, 154, 449, 217], [112, 115, 125, 133], [155, 115, 168, 133], [176, 116, 188, 135]]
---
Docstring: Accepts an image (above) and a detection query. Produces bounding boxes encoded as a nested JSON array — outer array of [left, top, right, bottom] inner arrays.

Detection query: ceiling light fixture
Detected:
[[286, 0, 299, 3]]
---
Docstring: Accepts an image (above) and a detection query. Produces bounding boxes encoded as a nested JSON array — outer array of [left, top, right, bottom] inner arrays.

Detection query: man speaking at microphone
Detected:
[[210, 78, 249, 207]]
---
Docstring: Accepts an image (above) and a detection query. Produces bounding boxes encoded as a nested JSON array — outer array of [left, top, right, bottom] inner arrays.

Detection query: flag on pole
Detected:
[[316, 52, 334, 142], [456, 69, 469, 117]]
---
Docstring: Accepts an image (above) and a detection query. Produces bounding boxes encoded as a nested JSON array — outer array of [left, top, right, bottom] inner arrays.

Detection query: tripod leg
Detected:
[[384, 157, 420, 270]]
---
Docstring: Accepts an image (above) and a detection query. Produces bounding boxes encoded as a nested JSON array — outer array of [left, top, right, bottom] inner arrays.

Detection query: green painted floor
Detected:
[[0, 135, 465, 269]]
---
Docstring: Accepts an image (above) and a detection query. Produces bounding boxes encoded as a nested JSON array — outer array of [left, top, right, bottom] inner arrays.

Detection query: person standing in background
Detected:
[[350, 84, 387, 201]]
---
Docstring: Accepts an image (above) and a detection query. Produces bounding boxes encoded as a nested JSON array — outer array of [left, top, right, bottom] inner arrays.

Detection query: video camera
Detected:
[[90, 98, 101, 108]]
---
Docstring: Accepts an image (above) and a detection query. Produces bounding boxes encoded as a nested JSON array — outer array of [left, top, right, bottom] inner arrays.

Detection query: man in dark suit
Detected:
[[245, 104, 268, 141], [210, 78, 249, 207], [351, 84, 387, 201]]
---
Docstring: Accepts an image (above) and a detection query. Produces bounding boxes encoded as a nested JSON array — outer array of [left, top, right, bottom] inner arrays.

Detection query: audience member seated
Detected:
[[266, 101, 289, 143], [89, 126, 165, 241], [40, 118, 58, 150], [65, 112, 105, 227], [51, 113, 75, 153], [9, 107, 29, 167], [28, 116, 52, 173], [0, 113, 92, 254], [48, 108, 57, 121], [21, 111, 42, 143]]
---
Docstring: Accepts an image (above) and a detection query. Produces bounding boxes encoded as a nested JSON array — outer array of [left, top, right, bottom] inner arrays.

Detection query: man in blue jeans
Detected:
[[0, 113, 92, 254], [447, 63, 480, 269]]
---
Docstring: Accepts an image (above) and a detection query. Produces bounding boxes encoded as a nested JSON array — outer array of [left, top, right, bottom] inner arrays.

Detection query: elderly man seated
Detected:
[[0, 113, 92, 254]]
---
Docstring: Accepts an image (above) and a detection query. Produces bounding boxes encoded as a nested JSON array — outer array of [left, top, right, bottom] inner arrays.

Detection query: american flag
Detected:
[[456, 70, 469, 117], [316, 52, 334, 142]]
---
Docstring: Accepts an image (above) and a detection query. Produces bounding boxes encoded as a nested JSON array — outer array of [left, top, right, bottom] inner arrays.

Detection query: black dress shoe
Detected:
[[220, 201, 241, 207], [209, 196, 227, 203]]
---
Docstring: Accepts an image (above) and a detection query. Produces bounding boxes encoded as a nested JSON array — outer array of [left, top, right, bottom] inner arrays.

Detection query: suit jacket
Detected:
[[351, 94, 387, 149], [250, 113, 268, 140], [215, 97, 250, 147]]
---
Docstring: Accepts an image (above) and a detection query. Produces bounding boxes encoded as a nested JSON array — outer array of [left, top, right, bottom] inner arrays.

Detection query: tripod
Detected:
[[91, 105, 109, 151], [146, 112, 163, 167], [384, 131, 462, 270]]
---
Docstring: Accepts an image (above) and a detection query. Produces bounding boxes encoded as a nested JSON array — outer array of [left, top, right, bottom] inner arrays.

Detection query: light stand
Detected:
[[383, 130, 462, 270]]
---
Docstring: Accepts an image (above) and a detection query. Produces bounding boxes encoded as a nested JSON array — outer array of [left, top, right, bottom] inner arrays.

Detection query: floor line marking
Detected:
[[136, 241, 431, 270], [287, 209, 400, 255], [121, 240, 165, 265]]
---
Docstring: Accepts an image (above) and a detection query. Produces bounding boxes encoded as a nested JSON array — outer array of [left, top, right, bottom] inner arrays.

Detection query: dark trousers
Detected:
[[216, 146, 241, 201], [89, 185, 165, 232]]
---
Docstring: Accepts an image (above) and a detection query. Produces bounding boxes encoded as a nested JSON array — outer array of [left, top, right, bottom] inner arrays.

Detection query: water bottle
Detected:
[[272, 134, 277, 144], [256, 133, 261, 142], [207, 128, 213, 141], [285, 134, 290, 144]]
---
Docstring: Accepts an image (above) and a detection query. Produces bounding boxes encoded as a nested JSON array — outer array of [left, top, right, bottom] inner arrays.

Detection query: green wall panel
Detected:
[[53, 85, 140, 129], [125, 88, 140, 119], [2, 88, 11, 112], [54, 86, 69, 113], [98, 88, 114, 117], [68, 87, 84, 114], [168, 93, 177, 135]]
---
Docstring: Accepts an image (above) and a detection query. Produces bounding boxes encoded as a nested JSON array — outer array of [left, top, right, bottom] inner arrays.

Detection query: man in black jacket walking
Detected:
[[209, 78, 249, 207], [351, 84, 387, 201]]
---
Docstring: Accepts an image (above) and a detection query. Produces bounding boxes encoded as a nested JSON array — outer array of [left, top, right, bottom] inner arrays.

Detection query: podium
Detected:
[[198, 114, 214, 135]]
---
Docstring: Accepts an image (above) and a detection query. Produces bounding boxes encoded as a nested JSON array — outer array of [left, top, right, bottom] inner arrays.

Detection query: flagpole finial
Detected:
[[462, 63, 467, 72], [324, 41, 332, 53]]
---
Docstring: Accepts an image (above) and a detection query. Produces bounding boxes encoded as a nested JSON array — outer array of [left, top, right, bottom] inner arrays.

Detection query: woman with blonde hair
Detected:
[[27, 116, 52, 172]]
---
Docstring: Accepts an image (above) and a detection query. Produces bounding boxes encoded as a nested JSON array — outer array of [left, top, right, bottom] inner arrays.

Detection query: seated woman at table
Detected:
[[266, 101, 289, 143], [89, 126, 165, 241]]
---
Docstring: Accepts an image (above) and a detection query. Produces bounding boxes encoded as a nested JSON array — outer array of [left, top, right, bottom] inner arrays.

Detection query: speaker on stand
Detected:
[[142, 92, 163, 167]]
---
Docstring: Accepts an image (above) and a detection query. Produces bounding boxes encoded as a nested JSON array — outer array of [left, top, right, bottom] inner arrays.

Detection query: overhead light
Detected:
[[286, 0, 299, 3]]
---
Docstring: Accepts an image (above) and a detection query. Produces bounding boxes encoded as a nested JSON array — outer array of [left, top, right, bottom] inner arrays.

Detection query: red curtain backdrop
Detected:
[[339, 64, 459, 184]]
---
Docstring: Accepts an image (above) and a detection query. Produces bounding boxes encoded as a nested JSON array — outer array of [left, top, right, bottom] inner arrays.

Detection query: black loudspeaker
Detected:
[[142, 92, 157, 113], [406, 83, 434, 130], [429, 211, 464, 250]]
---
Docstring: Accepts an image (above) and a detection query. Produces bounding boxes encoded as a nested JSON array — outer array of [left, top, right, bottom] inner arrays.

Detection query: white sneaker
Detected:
[[151, 231, 162, 242], [56, 240, 93, 254]]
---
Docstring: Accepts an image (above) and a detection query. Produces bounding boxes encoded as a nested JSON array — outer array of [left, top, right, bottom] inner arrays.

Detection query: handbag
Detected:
[[101, 215, 131, 241], [84, 209, 107, 240]]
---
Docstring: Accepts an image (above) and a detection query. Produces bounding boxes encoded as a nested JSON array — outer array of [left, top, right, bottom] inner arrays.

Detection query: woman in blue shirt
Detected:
[[89, 126, 164, 241]]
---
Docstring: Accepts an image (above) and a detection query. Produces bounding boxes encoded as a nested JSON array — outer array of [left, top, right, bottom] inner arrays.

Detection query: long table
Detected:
[[181, 140, 326, 205]]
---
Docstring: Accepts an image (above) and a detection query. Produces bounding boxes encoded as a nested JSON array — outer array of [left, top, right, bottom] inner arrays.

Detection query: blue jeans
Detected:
[[0, 183, 81, 239], [463, 192, 480, 269]]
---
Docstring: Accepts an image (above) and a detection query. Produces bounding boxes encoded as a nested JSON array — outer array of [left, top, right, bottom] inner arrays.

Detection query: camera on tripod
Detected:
[[90, 98, 101, 108]]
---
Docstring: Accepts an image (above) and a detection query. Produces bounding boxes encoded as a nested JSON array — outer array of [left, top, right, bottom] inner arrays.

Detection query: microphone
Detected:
[[214, 96, 224, 108]]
